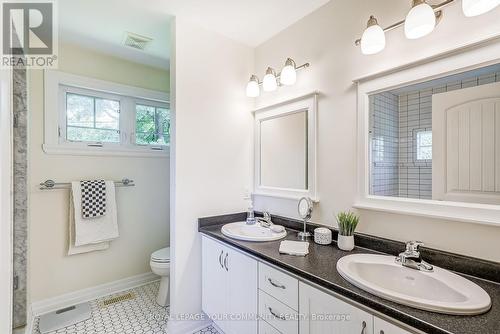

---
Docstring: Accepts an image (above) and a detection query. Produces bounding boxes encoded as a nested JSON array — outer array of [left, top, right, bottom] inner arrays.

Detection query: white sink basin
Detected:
[[221, 221, 287, 242], [337, 254, 491, 315]]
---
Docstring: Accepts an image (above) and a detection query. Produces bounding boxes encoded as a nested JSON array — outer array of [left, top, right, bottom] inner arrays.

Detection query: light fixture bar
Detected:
[[255, 62, 310, 85], [354, 0, 456, 46]]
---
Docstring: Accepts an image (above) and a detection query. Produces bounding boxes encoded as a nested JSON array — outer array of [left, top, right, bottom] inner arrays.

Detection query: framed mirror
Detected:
[[356, 41, 500, 225], [254, 93, 318, 200]]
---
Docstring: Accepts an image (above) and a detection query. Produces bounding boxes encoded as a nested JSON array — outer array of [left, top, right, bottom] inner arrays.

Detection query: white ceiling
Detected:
[[59, 0, 331, 69], [59, 0, 173, 69], [146, 0, 331, 46]]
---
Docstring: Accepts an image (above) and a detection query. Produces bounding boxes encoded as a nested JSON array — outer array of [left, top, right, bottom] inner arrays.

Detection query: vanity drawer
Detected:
[[258, 290, 298, 334], [258, 319, 282, 334], [259, 262, 298, 310]]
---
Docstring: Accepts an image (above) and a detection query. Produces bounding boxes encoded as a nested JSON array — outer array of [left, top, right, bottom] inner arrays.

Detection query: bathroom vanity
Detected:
[[199, 213, 500, 334]]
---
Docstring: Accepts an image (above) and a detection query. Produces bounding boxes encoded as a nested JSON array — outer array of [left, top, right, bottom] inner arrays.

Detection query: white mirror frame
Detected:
[[355, 39, 500, 226], [253, 92, 318, 201]]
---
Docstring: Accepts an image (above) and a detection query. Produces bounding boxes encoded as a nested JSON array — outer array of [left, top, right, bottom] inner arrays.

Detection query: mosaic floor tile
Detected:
[[32, 282, 169, 334], [31, 281, 220, 334], [192, 325, 220, 334]]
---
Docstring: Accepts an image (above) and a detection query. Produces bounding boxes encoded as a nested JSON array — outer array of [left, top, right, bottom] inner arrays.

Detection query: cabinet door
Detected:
[[226, 245, 258, 334], [299, 282, 373, 334], [201, 237, 228, 332], [374, 317, 413, 334]]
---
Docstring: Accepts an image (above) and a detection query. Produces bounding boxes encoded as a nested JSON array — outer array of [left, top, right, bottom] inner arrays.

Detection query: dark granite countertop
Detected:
[[199, 217, 500, 334]]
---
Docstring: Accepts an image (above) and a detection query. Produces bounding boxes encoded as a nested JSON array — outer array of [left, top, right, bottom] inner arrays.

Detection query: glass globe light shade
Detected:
[[280, 59, 297, 85], [360, 16, 386, 55], [404, 1, 436, 39], [263, 68, 278, 92], [246, 75, 260, 97], [462, 0, 500, 17]]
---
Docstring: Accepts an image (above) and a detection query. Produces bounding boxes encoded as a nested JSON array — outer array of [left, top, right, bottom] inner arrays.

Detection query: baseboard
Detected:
[[31, 272, 158, 317], [167, 318, 212, 334]]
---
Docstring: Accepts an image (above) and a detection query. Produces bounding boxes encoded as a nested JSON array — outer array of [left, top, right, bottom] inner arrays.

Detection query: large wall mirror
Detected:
[[254, 93, 317, 200], [369, 63, 500, 205], [356, 42, 500, 225]]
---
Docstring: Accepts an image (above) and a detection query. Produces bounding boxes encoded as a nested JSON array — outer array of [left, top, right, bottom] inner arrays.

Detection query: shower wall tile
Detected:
[[370, 92, 399, 197]]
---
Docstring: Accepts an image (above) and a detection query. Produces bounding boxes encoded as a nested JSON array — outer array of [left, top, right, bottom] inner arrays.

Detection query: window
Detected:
[[66, 93, 120, 143], [416, 130, 432, 160], [135, 104, 170, 146], [45, 71, 170, 157], [371, 136, 385, 163]]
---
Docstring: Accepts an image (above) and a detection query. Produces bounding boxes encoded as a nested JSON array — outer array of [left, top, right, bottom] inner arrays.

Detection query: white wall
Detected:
[[169, 18, 254, 332], [28, 43, 170, 302], [253, 0, 500, 262]]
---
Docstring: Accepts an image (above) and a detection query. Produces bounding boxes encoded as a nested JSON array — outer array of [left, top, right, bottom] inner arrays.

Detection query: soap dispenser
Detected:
[[246, 202, 256, 225]]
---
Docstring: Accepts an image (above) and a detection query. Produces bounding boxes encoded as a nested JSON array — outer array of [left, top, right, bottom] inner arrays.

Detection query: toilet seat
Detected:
[[151, 247, 170, 263]]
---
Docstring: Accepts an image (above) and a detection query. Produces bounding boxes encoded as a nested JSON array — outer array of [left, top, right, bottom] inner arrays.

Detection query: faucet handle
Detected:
[[263, 211, 271, 220], [405, 241, 424, 253]]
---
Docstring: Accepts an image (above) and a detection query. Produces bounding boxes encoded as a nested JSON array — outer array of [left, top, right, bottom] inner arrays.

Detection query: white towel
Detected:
[[68, 180, 119, 255], [279, 240, 309, 256]]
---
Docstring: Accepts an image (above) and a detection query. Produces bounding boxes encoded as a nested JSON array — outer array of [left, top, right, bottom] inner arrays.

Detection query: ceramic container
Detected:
[[337, 235, 354, 251], [314, 227, 332, 245]]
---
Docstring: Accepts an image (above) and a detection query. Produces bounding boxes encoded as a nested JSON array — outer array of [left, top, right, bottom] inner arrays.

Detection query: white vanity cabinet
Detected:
[[201, 235, 415, 334], [299, 282, 413, 334], [299, 282, 373, 334], [201, 236, 258, 334], [374, 317, 412, 334]]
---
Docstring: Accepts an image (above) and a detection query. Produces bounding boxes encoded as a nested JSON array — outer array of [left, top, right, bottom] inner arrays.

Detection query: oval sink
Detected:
[[221, 221, 287, 242], [337, 254, 491, 315]]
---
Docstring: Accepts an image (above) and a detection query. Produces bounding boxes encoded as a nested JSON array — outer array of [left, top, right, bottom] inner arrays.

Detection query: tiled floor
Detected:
[[31, 281, 219, 334]]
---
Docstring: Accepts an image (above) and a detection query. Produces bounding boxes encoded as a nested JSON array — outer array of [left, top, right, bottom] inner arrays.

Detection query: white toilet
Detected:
[[150, 247, 170, 307]]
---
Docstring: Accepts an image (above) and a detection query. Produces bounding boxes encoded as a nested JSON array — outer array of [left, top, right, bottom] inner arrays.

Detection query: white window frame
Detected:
[[59, 85, 124, 147], [133, 98, 171, 148], [44, 70, 170, 158], [355, 39, 500, 227]]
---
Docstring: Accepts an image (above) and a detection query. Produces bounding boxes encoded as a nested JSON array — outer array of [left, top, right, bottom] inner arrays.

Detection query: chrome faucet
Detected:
[[256, 211, 273, 227], [395, 241, 433, 272]]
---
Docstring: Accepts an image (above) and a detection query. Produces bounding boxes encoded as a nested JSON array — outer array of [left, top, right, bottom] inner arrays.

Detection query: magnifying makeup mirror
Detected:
[[297, 197, 313, 240]]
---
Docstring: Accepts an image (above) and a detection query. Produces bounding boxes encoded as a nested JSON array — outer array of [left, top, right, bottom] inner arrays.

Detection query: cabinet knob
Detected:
[[224, 253, 229, 271], [380, 331, 385, 334]]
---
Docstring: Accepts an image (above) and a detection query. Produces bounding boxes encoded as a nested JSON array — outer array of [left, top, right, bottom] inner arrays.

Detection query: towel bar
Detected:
[[39, 178, 135, 190]]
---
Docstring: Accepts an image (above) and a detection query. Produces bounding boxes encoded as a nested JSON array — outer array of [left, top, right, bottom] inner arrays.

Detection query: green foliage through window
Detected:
[[66, 93, 120, 143], [135, 104, 170, 145]]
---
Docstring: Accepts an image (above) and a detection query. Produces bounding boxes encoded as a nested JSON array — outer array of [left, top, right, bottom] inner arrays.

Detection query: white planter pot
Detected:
[[337, 235, 354, 251]]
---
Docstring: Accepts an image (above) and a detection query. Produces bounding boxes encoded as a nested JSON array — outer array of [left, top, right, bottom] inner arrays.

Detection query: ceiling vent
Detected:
[[123, 32, 152, 51]]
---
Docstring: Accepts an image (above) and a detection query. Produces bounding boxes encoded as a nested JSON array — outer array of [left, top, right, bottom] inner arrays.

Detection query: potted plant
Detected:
[[335, 211, 359, 251]]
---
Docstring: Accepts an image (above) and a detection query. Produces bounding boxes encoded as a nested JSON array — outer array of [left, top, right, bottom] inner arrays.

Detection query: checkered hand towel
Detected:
[[80, 180, 107, 219]]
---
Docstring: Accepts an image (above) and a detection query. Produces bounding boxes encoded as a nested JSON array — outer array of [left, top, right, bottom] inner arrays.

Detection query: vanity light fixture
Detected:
[[405, 0, 436, 39], [246, 58, 310, 97], [355, 0, 499, 54], [360, 15, 386, 55], [262, 67, 278, 92], [246, 75, 260, 97], [462, 0, 500, 16]]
